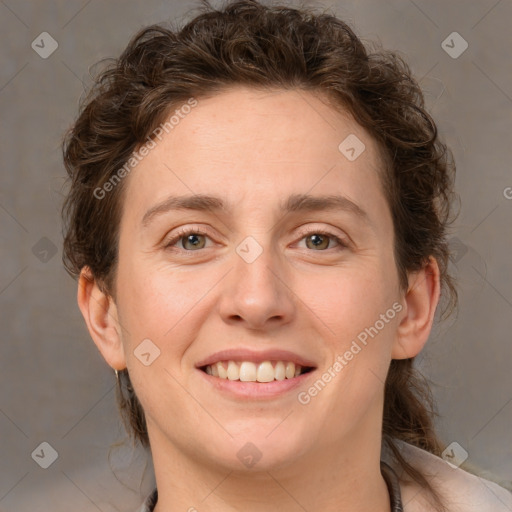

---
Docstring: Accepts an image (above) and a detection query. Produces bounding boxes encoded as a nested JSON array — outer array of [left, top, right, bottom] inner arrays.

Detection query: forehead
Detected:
[[120, 86, 389, 228]]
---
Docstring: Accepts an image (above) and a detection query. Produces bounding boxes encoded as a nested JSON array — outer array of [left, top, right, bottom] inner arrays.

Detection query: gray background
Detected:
[[1, 0, 511, 511]]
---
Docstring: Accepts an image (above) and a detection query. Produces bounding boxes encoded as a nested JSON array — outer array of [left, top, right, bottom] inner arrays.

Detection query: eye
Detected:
[[297, 230, 348, 251], [164, 228, 213, 251], [164, 227, 348, 253]]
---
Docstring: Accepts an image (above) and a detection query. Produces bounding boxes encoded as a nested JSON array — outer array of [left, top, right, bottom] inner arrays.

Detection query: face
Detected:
[[110, 87, 406, 472]]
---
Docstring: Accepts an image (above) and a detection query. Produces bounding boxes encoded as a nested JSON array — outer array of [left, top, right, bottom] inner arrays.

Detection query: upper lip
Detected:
[[195, 348, 317, 369]]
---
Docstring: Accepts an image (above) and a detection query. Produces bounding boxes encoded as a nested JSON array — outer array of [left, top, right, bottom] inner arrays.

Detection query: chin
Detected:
[[200, 424, 309, 471]]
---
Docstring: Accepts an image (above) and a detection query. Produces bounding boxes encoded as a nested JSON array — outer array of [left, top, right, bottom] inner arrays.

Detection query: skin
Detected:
[[78, 86, 440, 512]]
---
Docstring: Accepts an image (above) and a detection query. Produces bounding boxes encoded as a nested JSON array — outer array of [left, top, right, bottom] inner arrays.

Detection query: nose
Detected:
[[217, 238, 295, 331]]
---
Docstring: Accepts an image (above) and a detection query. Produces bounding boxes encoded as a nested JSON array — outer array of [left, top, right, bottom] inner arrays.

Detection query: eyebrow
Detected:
[[141, 193, 371, 227]]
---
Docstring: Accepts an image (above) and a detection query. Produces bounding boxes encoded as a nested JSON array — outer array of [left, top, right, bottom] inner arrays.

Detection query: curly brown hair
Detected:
[[61, 0, 458, 509]]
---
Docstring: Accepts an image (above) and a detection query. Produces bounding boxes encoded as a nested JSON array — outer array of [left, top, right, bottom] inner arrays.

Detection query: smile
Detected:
[[201, 360, 314, 382]]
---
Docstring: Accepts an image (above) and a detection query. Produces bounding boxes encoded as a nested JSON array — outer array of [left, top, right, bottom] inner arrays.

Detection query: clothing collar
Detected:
[[381, 460, 404, 512]]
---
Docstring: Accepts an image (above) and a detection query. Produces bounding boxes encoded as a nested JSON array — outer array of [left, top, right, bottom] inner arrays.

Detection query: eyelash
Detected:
[[164, 226, 349, 253]]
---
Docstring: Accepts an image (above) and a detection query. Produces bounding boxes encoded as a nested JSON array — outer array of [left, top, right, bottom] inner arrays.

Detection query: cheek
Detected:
[[300, 265, 396, 340], [310, 273, 397, 397], [116, 256, 213, 357], [117, 266, 205, 424], [301, 266, 399, 407]]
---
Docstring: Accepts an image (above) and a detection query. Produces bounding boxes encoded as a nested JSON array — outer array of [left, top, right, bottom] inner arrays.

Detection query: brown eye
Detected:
[[181, 233, 207, 250], [165, 229, 212, 251], [304, 233, 341, 250]]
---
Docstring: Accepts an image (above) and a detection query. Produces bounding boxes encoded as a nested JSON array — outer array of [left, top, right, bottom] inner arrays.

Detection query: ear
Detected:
[[392, 257, 441, 359], [77, 267, 127, 371]]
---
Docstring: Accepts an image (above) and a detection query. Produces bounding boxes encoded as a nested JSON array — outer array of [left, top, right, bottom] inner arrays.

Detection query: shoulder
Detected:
[[387, 439, 512, 512]]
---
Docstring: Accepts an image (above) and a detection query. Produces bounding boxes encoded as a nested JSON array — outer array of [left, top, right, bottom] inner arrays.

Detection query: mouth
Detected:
[[199, 360, 315, 382], [195, 349, 318, 399]]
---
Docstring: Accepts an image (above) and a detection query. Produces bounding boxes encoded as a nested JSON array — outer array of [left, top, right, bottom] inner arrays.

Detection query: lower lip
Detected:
[[197, 368, 316, 399]]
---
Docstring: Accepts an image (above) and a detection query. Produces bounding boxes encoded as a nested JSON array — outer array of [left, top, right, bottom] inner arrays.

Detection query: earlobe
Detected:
[[392, 257, 441, 360], [77, 267, 127, 371]]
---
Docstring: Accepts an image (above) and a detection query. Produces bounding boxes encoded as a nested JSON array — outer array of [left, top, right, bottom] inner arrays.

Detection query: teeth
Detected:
[[217, 363, 228, 379], [256, 361, 274, 382], [227, 360, 239, 380], [285, 362, 295, 379], [204, 360, 307, 382], [239, 361, 257, 381], [274, 361, 285, 381]]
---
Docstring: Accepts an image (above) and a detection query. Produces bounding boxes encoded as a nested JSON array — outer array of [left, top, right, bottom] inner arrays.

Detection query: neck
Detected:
[[150, 420, 392, 512]]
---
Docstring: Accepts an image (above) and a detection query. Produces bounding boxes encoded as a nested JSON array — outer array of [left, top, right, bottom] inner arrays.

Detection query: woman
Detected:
[[61, 1, 512, 510]]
